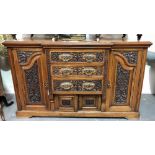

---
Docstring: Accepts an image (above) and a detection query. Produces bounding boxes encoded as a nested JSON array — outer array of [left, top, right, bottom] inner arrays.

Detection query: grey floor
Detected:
[[3, 94, 155, 121]]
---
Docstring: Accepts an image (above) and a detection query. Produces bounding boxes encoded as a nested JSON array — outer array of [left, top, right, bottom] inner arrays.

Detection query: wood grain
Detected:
[[3, 40, 152, 119]]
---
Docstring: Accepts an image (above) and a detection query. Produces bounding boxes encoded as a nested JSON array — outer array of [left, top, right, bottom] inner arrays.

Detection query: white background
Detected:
[[1, 0, 155, 155]]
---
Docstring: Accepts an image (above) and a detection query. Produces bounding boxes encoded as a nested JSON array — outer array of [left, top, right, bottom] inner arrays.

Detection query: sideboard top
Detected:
[[2, 40, 152, 48]]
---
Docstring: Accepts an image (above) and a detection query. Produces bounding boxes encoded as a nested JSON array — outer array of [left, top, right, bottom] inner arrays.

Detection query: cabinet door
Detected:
[[12, 48, 49, 110], [106, 50, 142, 112]]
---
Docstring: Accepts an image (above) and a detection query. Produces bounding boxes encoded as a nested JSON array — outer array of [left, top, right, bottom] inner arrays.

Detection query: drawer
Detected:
[[51, 65, 103, 77], [53, 80, 103, 93], [50, 52, 105, 63], [79, 95, 101, 110], [54, 95, 78, 112]]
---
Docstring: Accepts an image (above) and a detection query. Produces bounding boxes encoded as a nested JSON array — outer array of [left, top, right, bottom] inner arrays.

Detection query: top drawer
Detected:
[[50, 50, 105, 63]]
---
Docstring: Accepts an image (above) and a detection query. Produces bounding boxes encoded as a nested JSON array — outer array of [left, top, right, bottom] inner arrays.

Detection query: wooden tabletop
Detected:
[[2, 40, 152, 48]]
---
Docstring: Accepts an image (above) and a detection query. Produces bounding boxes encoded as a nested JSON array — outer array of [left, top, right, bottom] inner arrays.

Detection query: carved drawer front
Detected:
[[52, 66, 103, 76], [79, 95, 101, 110], [54, 95, 78, 112], [50, 52, 104, 62], [53, 80, 102, 92]]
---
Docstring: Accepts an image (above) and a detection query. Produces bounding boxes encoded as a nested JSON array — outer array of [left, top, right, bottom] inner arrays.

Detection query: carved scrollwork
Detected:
[[17, 51, 33, 64], [122, 51, 138, 64]]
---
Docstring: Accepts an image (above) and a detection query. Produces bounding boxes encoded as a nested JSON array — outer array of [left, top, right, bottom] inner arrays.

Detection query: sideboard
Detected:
[[3, 40, 152, 119]]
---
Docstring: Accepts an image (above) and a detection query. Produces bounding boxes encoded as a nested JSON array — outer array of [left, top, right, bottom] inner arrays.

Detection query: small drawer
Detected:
[[53, 80, 102, 92], [79, 95, 101, 110], [54, 95, 78, 112], [50, 52, 104, 62], [51, 66, 103, 77]]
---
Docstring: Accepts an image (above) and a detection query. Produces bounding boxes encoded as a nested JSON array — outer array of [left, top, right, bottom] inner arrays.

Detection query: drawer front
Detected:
[[53, 80, 102, 92], [50, 52, 104, 62], [79, 95, 101, 110], [54, 95, 78, 112], [52, 66, 103, 76]]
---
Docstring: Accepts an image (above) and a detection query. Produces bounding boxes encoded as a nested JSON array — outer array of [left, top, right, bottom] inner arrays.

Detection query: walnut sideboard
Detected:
[[3, 40, 152, 119]]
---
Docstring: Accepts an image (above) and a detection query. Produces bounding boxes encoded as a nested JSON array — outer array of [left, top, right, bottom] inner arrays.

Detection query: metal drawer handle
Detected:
[[60, 82, 73, 90], [59, 53, 73, 62], [60, 68, 73, 76], [82, 82, 95, 90], [83, 54, 96, 62], [82, 67, 96, 76]]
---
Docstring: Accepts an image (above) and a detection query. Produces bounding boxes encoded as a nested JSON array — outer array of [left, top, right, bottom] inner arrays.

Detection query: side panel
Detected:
[[10, 48, 49, 110], [106, 49, 143, 112]]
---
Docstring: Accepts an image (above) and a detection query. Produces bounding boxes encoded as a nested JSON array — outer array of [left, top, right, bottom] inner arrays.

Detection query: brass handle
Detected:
[[82, 67, 96, 76], [82, 82, 95, 90], [60, 68, 73, 76], [59, 53, 73, 62], [60, 82, 73, 90], [83, 54, 96, 62]]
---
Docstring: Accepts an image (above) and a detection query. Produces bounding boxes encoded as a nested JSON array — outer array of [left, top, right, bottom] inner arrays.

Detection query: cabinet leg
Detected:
[[126, 113, 140, 120]]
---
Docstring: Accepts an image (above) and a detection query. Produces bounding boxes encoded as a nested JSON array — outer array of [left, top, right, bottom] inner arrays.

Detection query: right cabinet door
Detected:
[[106, 49, 144, 112]]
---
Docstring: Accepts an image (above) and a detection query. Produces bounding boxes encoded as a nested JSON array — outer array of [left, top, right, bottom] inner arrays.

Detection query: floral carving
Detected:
[[24, 62, 41, 103], [17, 51, 33, 64], [122, 52, 138, 64], [114, 63, 130, 104]]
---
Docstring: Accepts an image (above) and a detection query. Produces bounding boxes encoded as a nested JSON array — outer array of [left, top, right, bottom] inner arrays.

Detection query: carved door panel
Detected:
[[12, 48, 49, 110], [106, 50, 141, 112]]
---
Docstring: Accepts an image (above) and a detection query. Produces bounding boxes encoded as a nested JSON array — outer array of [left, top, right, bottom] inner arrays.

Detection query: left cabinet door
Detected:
[[10, 48, 49, 110]]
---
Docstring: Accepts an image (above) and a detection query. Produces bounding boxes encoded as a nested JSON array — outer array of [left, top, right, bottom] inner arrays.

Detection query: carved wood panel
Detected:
[[24, 61, 41, 103], [114, 63, 130, 104], [108, 51, 137, 111], [17, 50, 47, 106]]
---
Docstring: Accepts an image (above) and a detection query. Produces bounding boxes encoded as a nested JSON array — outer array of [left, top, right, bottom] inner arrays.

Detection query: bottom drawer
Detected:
[[54, 95, 102, 112], [54, 95, 78, 112], [79, 95, 101, 111]]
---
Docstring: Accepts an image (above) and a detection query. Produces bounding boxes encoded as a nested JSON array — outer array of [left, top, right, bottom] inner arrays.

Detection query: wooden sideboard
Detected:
[[3, 40, 152, 119]]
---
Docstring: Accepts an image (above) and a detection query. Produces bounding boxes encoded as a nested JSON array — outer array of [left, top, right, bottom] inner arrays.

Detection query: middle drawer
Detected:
[[51, 65, 104, 77]]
